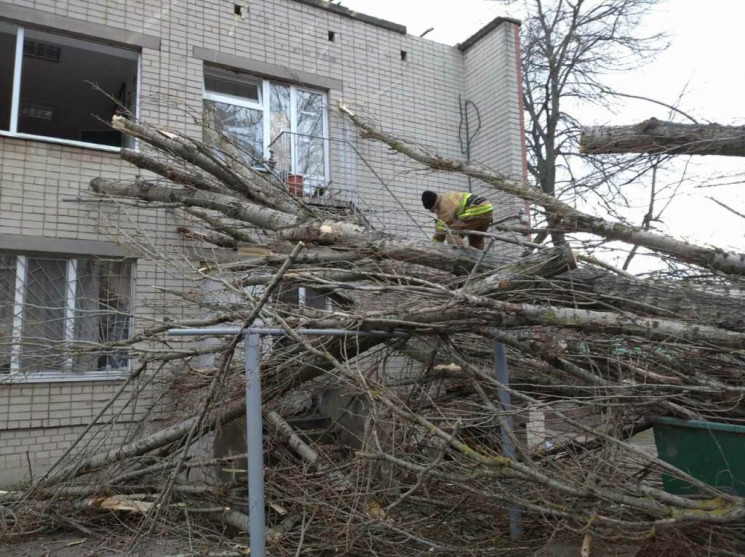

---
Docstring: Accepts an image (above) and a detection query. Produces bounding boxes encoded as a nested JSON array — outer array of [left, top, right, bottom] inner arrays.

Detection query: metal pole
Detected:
[[494, 342, 523, 541], [166, 324, 409, 554], [245, 332, 266, 557], [169, 327, 410, 338]]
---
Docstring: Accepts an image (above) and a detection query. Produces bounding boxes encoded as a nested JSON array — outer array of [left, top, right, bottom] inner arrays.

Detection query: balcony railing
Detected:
[[267, 131, 427, 237], [267, 131, 329, 197]]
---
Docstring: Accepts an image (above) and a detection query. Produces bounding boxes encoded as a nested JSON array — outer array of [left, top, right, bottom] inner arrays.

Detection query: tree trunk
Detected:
[[44, 401, 247, 487], [465, 295, 745, 349], [91, 178, 574, 277], [112, 116, 303, 215], [340, 104, 745, 276], [580, 119, 745, 157], [561, 267, 745, 330]]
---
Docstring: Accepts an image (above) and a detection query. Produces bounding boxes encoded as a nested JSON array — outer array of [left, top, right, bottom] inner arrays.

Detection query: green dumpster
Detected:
[[651, 416, 745, 496]]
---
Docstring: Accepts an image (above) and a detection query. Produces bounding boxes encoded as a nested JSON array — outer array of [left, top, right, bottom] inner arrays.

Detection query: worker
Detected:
[[421, 190, 493, 250]]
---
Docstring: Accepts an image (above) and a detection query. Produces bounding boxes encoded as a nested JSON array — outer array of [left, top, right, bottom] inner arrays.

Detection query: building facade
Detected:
[[0, 0, 526, 483]]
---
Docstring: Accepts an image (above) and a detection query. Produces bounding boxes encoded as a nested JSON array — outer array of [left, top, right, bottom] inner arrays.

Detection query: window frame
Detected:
[[1, 253, 136, 384], [0, 24, 141, 153], [202, 65, 331, 183], [204, 69, 263, 111]]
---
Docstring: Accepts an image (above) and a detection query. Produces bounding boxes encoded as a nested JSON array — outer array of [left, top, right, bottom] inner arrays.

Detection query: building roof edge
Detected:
[[457, 16, 522, 52], [290, 0, 407, 34]]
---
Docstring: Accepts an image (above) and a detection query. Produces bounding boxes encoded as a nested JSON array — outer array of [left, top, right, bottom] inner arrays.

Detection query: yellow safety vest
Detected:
[[435, 192, 493, 232]]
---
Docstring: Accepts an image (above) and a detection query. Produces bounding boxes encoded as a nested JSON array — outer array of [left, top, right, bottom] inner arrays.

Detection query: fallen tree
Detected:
[[340, 105, 745, 276], [4, 107, 744, 556]]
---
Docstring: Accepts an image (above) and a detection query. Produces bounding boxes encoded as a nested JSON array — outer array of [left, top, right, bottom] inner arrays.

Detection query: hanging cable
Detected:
[[458, 95, 482, 192]]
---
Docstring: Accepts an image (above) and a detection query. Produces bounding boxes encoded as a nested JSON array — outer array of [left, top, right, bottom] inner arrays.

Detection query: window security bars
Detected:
[[0, 254, 134, 376]]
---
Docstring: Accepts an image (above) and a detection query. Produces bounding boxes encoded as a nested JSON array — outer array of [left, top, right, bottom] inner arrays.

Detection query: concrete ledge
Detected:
[[193, 46, 343, 91], [0, 2, 161, 50], [457, 16, 522, 52], [0, 234, 129, 258], [290, 0, 406, 35]]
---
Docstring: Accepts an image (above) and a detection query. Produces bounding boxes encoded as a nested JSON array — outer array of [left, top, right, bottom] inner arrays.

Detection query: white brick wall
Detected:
[[0, 0, 526, 483]]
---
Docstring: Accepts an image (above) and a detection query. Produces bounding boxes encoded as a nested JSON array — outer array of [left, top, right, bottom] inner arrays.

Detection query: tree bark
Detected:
[[561, 267, 745, 330], [112, 116, 303, 216], [91, 178, 299, 231], [580, 119, 745, 157], [340, 104, 745, 276], [91, 177, 573, 277], [465, 295, 745, 349], [464, 243, 576, 295], [43, 401, 247, 487]]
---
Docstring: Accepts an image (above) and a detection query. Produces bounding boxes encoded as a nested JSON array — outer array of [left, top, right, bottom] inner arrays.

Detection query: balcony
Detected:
[[267, 131, 426, 237]]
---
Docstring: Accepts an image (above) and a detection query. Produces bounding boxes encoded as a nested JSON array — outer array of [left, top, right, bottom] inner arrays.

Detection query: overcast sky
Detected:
[[340, 0, 745, 261]]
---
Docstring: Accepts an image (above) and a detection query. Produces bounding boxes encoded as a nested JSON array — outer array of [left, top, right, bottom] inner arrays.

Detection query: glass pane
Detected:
[[296, 137, 325, 182], [205, 71, 260, 102], [74, 259, 132, 371], [296, 90, 324, 137], [0, 255, 16, 373], [18, 28, 138, 146], [0, 22, 17, 131], [295, 90, 325, 185], [269, 83, 291, 171], [204, 99, 264, 164], [21, 258, 67, 371], [305, 288, 328, 311]]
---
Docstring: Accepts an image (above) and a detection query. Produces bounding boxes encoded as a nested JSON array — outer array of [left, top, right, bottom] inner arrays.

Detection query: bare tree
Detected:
[[2, 105, 745, 556], [516, 0, 667, 244]]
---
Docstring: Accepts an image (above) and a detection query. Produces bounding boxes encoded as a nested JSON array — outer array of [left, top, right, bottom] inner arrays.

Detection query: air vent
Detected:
[[23, 40, 61, 62], [21, 104, 54, 120]]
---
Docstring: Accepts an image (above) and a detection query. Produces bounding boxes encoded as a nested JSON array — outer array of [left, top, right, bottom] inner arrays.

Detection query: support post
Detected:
[[167, 325, 409, 552], [494, 342, 523, 541], [245, 332, 266, 557]]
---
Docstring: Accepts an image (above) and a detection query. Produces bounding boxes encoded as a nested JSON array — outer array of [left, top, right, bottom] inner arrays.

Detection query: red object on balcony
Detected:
[[288, 174, 304, 197]]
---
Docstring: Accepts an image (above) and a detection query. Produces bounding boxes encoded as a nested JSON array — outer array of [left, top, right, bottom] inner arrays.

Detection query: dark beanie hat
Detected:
[[421, 191, 437, 209]]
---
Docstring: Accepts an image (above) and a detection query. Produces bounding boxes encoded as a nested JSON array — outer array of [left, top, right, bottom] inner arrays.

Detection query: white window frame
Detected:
[[0, 24, 140, 153], [2, 254, 136, 384], [202, 66, 330, 181], [203, 90, 264, 112]]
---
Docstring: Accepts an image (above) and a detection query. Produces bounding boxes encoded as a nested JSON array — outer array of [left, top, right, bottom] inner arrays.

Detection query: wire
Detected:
[[458, 95, 482, 193]]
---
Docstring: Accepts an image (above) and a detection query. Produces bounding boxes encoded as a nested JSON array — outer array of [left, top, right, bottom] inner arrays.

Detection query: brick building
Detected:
[[0, 0, 526, 483]]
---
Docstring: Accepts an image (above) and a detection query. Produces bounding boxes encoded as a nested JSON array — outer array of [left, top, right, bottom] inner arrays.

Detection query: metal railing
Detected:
[[267, 131, 426, 237], [168, 325, 521, 556]]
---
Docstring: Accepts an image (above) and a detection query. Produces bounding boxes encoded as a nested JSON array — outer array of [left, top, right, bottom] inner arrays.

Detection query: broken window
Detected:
[[0, 254, 133, 376], [0, 24, 139, 148], [202, 66, 329, 195]]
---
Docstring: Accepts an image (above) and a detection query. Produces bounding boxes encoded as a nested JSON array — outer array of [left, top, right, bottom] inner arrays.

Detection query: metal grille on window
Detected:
[[21, 258, 67, 371], [74, 260, 132, 371], [0, 254, 133, 375], [0, 255, 16, 373]]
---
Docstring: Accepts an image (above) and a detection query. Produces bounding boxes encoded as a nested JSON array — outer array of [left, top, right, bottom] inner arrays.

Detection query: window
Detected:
[[276, 285, 333, 312], [202, 66, 329, 195], [0, 254, 134, 377], [0, 22, 139, 149], [203, 69, 264, 162]]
